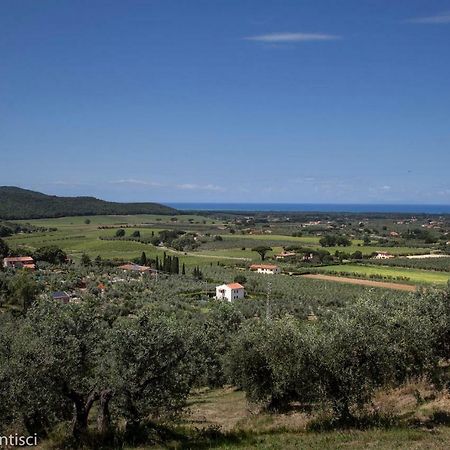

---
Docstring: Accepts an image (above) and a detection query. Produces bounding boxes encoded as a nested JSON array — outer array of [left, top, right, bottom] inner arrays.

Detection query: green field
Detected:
[[6, 215, 228, 266], [317, 264, 450, 285], [4, 215, 446, 281]]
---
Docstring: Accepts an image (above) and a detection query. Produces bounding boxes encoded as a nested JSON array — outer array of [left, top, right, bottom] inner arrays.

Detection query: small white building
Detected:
[[250, 264, 281, 274], [374, 252, 395, 260], [215, 283, 245, 301], [275, 252, 296, 260]]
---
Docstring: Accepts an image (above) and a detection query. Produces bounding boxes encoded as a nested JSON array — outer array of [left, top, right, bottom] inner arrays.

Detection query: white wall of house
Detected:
[[215, 285, 245, 301], [256, 267, 280, 274]]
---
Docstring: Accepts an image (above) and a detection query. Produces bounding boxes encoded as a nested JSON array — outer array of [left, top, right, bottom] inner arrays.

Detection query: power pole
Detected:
[[266, 281, 272, 321]]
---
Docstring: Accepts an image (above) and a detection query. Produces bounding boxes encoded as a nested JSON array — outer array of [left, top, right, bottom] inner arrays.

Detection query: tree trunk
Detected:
[[67, 389, 99, 441], [97, 389, 113, 435]]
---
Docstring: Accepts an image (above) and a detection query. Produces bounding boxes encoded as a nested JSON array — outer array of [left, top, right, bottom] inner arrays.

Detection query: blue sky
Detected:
[[1, 0, 449, 204]]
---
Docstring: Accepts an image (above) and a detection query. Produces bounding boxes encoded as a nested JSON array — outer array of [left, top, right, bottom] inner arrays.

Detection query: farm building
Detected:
[[250, 264, 281, 274], [52, 291, 71, 304], [215, 283, 245, 301], [118, 263, 158, 275], [275, 251, 296, 260], [2, 256, 35, 270], [373, 252, 395, 260]]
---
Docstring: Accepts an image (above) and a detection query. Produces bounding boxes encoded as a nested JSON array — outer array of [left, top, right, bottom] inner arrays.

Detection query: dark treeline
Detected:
[[0, 186, 176, 220]]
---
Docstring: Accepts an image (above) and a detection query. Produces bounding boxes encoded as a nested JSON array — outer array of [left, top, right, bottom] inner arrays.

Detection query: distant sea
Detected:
[[167, 203, 450, 214]]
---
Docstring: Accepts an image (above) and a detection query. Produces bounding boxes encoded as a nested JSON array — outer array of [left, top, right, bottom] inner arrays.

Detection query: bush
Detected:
[[33, 246, 67, 264], [234, 275, 247, 284]]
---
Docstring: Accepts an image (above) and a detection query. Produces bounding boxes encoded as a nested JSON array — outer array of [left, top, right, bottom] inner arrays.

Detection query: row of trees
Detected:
[[319, 235, 352, 247], [0, 297, 244, 445], [155, 253, 181, 274], [2, 285, 449, 444], [228, 291, 450, 420], [0, 240, 68, 265]]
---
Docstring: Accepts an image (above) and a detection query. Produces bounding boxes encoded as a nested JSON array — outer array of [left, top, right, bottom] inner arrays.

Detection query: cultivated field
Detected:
[[316, 264, 450, 286], [5, 213, 450, 289]]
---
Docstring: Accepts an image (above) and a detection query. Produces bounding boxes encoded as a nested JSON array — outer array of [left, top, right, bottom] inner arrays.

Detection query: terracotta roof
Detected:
[[4, 256, 34, 262], [227, 283, 244, 289], [118, 263, 156, 272]]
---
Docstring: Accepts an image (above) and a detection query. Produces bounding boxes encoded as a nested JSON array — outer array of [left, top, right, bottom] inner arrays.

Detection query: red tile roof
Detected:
[[118, 263, 156, 272], [227, 283, 244, 289], [4, 256, 34, 262]]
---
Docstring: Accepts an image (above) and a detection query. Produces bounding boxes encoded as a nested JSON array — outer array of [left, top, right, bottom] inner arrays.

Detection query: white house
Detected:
[[215, 283, 245, 301], [275, 251, 296, 260], [373, 252, 395, 260], [250, 264, 281, 274]]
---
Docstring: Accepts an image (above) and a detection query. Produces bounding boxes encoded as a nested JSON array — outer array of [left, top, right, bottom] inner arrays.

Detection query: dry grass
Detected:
[[371, 379, 450, 427], [37, 382, 450, 449]]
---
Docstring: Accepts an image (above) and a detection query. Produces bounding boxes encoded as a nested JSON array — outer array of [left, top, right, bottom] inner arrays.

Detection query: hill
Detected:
[[0, 186, 177, 219]]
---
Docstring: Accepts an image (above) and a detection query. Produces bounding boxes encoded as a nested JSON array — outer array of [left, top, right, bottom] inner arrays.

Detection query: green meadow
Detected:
[[5, 215, 447, 284]]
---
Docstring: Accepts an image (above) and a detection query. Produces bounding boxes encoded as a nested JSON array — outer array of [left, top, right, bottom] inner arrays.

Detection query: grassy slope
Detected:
[[141, 387, 450, 450]]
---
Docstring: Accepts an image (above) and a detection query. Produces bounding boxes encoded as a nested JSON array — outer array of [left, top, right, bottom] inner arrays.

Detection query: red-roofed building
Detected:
[[275, 251, 296, 260], [118, 263, 158, 275], [3, 256, 35, 270], [250, 264, 281, 274], [216, 283, 245, 301]]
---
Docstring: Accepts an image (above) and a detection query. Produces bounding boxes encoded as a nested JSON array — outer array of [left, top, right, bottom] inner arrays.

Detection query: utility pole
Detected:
[[266, 281, 272, 321]]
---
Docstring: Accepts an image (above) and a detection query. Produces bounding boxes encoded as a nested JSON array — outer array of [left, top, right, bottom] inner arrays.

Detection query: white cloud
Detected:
[[244, 32, 341, 43], [406, 12, 450, 24], [110, 179, 163, 187], [176, 183, 225, 192], [109, 179, 225, 192]]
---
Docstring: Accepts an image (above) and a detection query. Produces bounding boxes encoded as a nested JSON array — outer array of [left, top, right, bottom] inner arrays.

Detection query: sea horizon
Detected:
[[167, 203, 450, 214]]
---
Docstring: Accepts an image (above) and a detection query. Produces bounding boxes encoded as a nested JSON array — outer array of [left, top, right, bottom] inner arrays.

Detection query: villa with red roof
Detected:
[[118, 263, 158, 275], [3, 256, 35, 270], [215, 283, 245, 301], [250, 264, 281, 274]]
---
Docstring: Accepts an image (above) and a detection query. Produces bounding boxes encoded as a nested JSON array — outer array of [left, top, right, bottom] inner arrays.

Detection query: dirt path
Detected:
[[301, 274, 417, 292]]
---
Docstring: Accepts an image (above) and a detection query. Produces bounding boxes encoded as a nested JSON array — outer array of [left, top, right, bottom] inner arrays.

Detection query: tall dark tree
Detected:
[[81, 253, 91, 267], [140, 252, 147, 266], [115, 229, 125, 238], [0, 238, 9, 258], [33, 246, 67, 264], [252, 246, 272, 261]]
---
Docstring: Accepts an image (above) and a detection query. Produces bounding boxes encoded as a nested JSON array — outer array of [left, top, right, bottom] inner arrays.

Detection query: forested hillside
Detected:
[[0, 186, 176, 219]]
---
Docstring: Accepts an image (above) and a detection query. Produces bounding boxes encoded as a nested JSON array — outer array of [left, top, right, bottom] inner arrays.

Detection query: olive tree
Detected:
[[3, 299, 109, 439], [226, 317, 319, 411], [105, 311, 197, 436]]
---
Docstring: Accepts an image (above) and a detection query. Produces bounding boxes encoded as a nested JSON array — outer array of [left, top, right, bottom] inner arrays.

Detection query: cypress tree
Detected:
[[140, 251, 147, 266], [170, 256, 178, 274]]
